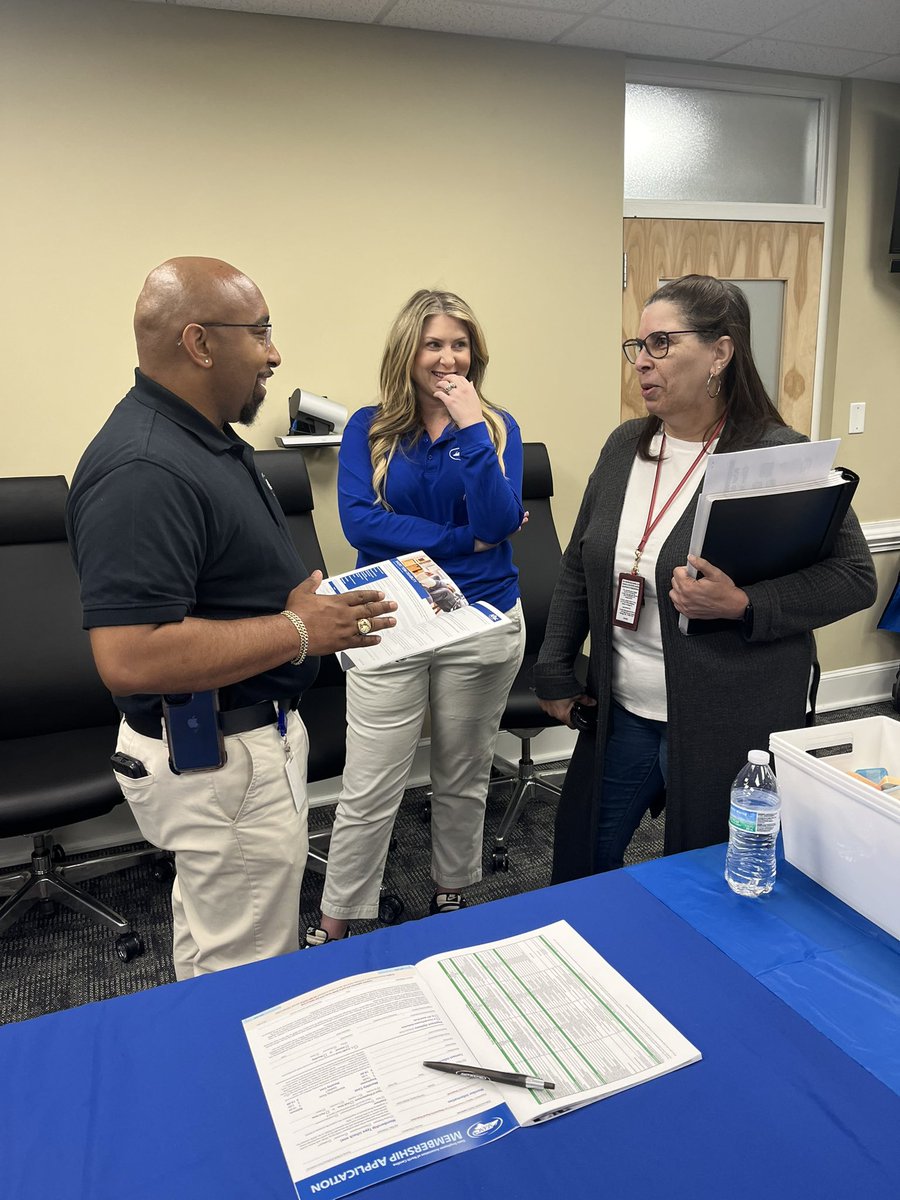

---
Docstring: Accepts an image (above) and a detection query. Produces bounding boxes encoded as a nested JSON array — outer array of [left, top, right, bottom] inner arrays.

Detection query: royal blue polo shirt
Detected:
[[337, 405, 523, 612]]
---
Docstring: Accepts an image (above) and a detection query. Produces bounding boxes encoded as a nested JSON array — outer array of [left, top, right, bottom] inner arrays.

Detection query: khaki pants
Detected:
[[321, 603, 525, 921], [115, 710, 308, 980]]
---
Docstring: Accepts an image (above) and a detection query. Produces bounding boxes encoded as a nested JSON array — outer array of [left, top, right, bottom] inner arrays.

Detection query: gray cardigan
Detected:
[[534, 419, 878, 882]]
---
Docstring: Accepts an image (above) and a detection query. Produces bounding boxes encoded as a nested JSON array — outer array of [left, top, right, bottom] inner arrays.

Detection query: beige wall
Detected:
[[0, 0, 624, 573], [823, 80, 900, 522], [1, 0, 897, 679], [817, 79, 900, 672]]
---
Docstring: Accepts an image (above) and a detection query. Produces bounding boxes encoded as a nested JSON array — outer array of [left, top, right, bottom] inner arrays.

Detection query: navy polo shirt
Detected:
[[66, 370, 318, 720]]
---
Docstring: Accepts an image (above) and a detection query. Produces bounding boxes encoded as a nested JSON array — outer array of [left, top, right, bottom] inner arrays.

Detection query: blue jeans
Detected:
[[595, 700, 668, 872]]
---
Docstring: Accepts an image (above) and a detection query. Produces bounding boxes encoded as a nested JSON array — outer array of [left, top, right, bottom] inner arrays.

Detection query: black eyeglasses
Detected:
[[200, 322, 273, 347], [622, 330, 702, 364]]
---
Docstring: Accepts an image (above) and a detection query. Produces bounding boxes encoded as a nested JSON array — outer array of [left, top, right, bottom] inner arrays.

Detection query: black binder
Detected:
[[679, 467, 859, 636]]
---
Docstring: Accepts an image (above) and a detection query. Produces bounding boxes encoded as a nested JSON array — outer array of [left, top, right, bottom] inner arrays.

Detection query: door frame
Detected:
[[622, 218, 825, 438], [623, 59, 841, 440]]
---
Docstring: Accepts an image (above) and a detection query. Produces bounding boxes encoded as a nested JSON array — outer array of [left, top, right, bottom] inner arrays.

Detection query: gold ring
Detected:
[[356, 617, 372, 636], [444, 382, 456, 394]]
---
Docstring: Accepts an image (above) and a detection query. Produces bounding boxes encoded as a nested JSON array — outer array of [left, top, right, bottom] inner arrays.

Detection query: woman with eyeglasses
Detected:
[[304, 289, 526, 945], [535, 274, 876, 883]]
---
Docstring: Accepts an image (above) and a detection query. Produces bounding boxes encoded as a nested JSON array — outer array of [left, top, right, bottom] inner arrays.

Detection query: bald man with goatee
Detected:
[[67, 257, 396, 979]]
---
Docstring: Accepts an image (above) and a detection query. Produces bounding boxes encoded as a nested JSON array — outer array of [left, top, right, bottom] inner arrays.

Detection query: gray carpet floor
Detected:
[[1, 700, 896, 1027]]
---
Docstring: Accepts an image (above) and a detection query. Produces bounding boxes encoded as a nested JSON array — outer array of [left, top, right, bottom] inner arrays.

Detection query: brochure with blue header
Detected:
[[318, 551, 509, 672]]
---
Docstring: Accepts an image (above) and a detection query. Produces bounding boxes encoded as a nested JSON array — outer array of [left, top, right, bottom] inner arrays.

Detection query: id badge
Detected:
[[277, 704, 307, 813], [613, 572, 644, 631], [283, 737, 307, 814]]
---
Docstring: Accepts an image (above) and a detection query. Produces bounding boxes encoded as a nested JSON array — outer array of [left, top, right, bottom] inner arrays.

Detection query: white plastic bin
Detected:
[[769, 716, 900, 939]]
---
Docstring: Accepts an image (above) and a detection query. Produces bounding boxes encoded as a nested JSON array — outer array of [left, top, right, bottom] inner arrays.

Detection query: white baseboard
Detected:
[[817, 660, 899, 712], [5, 674, 890, 869], [313, 726, 579, 803], [0, 730, 575, 869], [861, 519, 900, 553]]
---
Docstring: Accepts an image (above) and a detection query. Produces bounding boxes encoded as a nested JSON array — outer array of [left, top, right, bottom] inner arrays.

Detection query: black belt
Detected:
[[123, 698, 299, 741]]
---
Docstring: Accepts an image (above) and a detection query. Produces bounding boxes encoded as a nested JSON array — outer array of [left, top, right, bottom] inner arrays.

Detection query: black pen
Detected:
[[424, 1060, 555, 1090]]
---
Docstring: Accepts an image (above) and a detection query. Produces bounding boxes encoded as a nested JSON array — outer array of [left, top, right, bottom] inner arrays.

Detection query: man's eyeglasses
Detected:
[[201, 322, 273, 347], [621, 330, 701, 364]]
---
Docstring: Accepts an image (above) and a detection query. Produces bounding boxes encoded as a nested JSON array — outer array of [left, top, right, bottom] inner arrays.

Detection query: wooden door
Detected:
[[622, 219, 825, 436]]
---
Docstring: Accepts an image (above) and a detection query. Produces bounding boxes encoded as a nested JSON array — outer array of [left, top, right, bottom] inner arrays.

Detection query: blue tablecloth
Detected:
[[1, 863, 899, 1199], [628, 842, 900, 1096]]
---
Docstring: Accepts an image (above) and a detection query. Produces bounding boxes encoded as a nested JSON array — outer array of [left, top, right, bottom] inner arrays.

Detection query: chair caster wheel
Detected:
[[151, 857, 176, 882], [378, 894, 404, 924], [38, 899, 57, 916], [51, 843, 66, 864], [115, 932, 145, 963], [491, 848, 510, 873], [419, 800, 431, 823]]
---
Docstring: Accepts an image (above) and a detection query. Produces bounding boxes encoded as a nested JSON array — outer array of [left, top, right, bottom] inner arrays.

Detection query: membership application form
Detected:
[[243, 921, 700, 1199]]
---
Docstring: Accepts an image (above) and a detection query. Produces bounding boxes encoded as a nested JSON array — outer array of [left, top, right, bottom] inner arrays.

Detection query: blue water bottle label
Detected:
[[729, 803, 779, 834], [729, 803, 758, 832]]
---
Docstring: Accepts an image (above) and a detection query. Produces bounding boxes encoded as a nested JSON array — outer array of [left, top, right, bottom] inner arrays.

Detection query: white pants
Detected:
[[321, 602, 525, 921], [115, 711, 309, 980]]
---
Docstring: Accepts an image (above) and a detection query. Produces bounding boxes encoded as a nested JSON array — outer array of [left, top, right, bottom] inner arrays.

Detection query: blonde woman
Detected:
[[305, 290, 526, 944]]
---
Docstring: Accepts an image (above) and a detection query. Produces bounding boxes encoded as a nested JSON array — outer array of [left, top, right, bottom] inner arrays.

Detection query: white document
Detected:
[[318, 551, 509, 671], [700, 438, 839, 496], [243, 921, 701, 1200]]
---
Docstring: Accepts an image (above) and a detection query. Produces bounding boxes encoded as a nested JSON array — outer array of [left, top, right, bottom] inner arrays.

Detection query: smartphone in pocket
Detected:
[[162, 691, 226, 775], [110, 751, 149, 779]]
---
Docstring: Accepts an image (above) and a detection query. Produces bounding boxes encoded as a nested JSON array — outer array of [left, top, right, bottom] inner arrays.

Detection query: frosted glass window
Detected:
[[733, 280, 785, 405], [626, 85, 819, 204]]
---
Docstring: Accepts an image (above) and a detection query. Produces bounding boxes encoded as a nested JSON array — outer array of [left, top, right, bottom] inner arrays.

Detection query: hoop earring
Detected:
[[706, 370, 722, 399]]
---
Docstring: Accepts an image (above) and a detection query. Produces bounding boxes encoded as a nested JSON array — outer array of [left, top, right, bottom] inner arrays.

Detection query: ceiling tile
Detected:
[[847, 55, 900, 84], [131, 0, 900, 82], [382, 0, 580, 42], [599, 0, 821, 38], [401, 0, 600, 9], [560, 14, 744, 56], [769, 0, 900, 55], [715, 37, 887, 75], [170, 0, 388, 17]]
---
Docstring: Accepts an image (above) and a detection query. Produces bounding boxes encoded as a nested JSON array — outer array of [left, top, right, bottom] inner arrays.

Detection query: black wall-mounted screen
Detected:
[[891, 168, 900, 264]]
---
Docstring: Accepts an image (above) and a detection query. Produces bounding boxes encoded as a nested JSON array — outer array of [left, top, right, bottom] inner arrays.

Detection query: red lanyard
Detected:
[[631, 414, 726, 575]]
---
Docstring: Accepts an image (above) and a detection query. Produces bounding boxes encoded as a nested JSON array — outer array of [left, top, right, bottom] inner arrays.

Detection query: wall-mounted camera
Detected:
[[288, 389, 348, 436]]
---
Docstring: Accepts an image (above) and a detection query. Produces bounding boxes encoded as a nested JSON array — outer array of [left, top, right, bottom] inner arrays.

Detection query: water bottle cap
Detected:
[[748, 750, 770, 765]]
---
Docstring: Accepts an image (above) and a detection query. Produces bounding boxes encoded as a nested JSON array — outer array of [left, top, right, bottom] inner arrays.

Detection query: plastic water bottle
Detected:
[[724, 750, 781, 897]]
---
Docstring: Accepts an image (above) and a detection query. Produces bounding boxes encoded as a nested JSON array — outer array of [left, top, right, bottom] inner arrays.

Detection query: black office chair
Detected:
[[254, 451, 348, 875], [254, 450, 404, 923], [488, 443, 588, 871], [0, 477, 169, 962]]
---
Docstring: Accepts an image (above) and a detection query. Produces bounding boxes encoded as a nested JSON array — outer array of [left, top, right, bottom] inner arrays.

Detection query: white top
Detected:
[[611, 433, 718, 722]]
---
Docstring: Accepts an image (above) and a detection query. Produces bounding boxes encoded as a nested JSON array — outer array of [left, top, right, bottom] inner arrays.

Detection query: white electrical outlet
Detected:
[[849, 402, 866, 434]]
